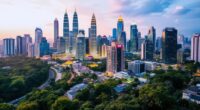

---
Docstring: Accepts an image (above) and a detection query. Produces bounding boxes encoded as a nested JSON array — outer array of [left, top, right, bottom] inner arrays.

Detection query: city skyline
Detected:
[[0, 0, 200, 46]]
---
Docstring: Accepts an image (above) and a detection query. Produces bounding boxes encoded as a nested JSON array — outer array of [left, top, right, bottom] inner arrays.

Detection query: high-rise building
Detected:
[[107, 42, 117, 74], [101, 44, 107, 57], [16, 36, 23, 55], [161, 28, 177, 64], [112, 28, 117, 41], [35, 28, 43, 44], [39, 37, 50, 57], [89, 14, 97, 56], [76, 32, 86, 60], [54, 18, 59, 49], [121, 31, 126, 51], [73, 11, 79, 37], [130, 24, 138, 52], [3, 38, 15, 56], [27, 43, 35, 57], [63, 11, 70, 53], [156, 37, 162, 52], [141, 40, 154, 61], [178, 34, 184, 49], [85, 37, 89, 54], [116, 43, 125, 72], [34, 28, 43, 57], [106, 42, 124, 74], [117, 16, 124, 43], [147, 26, 156, 51], [191, 34, 200, 62], [57, 37, 66, 53]]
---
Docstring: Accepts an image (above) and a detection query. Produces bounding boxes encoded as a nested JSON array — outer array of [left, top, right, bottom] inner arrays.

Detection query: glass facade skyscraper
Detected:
[[161, 28, 177, 64], [130, 24, 138, 52], [89, 14, 97, 56]]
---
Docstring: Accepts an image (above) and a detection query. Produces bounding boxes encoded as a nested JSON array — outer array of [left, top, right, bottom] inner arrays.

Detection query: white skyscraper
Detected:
[[191, 34, 200, 62]]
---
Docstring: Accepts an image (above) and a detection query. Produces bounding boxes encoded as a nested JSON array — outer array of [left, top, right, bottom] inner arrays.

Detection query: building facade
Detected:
[[191, 34, 200, 62], [3, 38, 15, 56], [161, 28, 177, 64]]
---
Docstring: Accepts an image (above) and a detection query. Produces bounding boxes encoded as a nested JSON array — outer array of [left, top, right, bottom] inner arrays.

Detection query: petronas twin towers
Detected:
[[62, 10, 97, 56]]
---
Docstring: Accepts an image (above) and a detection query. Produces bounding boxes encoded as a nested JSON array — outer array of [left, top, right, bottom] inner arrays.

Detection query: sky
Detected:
[[0, 0, 200, 46]]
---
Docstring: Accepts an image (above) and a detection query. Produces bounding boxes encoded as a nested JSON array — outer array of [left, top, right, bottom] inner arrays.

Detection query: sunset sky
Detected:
[[0, 0, 199, 46]]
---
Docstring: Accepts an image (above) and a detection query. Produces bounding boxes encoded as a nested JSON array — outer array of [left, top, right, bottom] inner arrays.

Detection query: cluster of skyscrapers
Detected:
[[1, 10, 200, 75]]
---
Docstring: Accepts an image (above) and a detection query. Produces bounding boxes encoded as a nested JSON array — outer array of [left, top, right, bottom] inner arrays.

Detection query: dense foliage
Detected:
[[0, 57, 49, 102]]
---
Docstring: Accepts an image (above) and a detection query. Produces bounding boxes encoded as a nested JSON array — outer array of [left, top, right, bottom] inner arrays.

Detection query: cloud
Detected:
[[115, 0, 175, 16]]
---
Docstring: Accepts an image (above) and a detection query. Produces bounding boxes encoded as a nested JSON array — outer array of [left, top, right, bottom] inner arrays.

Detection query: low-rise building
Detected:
[[182, 84, 200, 104], [65, 83, 88, 100]]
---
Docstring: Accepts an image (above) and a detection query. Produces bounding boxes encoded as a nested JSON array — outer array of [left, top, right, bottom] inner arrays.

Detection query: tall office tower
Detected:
[[76, 33, 86, 60], [178, 34, 184, 48], [156, 37, 162, 52], [141, 40, 154, 61], [35, 28, 43, 44], [39, 37, 50, 57], [117, 16, 124, 43], [85, 37, 89, 54], [112, 28, 117, 41], [191, 34, 200, 62], [138, 37, 145, 51], [27, 43, 35, 57], [107, 42, 117, 74], [24, 34, 32, 55], [57, 37, 66, 53], [89, 14, 97, 56], [63, 11, 70, 52], [116, 43, 125, 72], [97, 35, 102, 55], [130, 24, 138, 52], [3, 38, 15, 57], [69, 31, 75, 54], [71, 10, 79, 54], [147, 26, 156, 51], [121, 31, 126, 51], [34, 28, 43, 57], [161, 28, 177, 64], [101, 44, 107, 57], [73, 10, 79, 37], [106, 42, 124, 74], [54, 18, 59, 49], [16, 36, 23, 55]]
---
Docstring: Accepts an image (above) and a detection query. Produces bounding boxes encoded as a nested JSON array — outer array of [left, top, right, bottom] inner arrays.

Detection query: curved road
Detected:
[[8, 68, 56, 105]]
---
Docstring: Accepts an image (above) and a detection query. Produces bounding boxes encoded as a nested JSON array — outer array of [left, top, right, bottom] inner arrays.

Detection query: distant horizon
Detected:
[[0, 0, 199, 46]]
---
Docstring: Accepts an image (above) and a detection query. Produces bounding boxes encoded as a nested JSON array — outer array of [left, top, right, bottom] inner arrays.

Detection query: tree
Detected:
[[51, 96, 78, 110], [139, 84, 176, 110], [17, 101, 39, 110], [0, 103, 15, 110]]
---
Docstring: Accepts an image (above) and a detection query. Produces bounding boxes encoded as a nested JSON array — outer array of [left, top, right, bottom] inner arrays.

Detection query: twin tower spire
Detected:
[[63, 10, 96, 38]]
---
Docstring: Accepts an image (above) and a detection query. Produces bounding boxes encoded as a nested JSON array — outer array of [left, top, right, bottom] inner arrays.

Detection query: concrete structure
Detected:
[[130, 24, 138, 52], [3, 38, 15, 57], [65, 83, 88, 100], [63, 11, 70, 52], [182, 84, 200, 104], [76, 32, 86, 60], [54, 18, 59, 49], [89, 14, 97, 56], [191, 34, 200, 62], [106, 42, 125, 74], [161, 28, 177, 64], [128, 60, 145, 75]]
